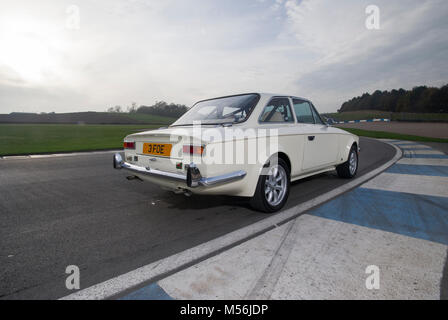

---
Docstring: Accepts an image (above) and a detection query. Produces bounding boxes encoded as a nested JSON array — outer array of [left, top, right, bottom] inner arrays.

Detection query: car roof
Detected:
[[194, 92, 311, 104], [257, 92, 311, 102]]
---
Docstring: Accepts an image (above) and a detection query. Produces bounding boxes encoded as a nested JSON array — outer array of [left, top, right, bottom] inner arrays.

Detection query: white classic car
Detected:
[[113, 93, 359, 212]]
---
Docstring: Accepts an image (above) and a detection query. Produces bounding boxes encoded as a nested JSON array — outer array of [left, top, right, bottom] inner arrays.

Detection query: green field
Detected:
[[339, 127, 448, 143], [0, 124, 161, 156], [322, 110, 448, 122]]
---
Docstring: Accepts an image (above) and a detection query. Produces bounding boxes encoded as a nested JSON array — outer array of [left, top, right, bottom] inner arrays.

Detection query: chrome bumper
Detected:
[[113, 153, 246, 188]]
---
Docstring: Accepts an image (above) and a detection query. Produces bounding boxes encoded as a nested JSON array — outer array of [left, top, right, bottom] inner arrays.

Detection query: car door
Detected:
[[292, 99, 339, 172], [258, 97, 303, 177]]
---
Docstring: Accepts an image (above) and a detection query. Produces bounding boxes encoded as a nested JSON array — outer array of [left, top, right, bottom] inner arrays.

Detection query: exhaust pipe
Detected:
[[173, 188, 192, 196], [126, 175, 143, 181]]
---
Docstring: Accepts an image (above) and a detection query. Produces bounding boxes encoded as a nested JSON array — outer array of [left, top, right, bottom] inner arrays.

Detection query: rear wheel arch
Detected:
[[336, 144, 358, 179], [275, 152, 291, 174], [250, 157, 291, 213], [341, 135, 359, 162], [253, 150, 292, 185]]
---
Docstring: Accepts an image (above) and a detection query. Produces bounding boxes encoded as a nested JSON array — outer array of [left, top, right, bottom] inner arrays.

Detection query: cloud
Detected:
[[0, 0, 447, 113], [281, 0, 448, 110]]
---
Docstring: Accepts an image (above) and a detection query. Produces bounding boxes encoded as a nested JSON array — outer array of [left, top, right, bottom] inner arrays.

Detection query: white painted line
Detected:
[[159, 215, 447, 300], [372, 119, 390, 122], [2, 155, 31, 160], [378, 139, 400, 142], [377, 139, 398, 143], [399, 145, 432, 150], [393, 141, 419, 145], [35, 150, 121, 158], [60, 140, 402, 300], [398, 158, 448, 166], [28, 155, 56, 159], [404, 150, 445, 155], [1, 150, 121, 160], [361, 172, 448, 198]]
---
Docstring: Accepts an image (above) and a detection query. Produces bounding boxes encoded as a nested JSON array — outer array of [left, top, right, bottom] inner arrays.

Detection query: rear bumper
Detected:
[[113, 153, 246, 188]]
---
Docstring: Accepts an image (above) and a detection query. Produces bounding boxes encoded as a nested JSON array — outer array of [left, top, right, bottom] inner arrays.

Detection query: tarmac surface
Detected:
[[337, 122, 448, 139]]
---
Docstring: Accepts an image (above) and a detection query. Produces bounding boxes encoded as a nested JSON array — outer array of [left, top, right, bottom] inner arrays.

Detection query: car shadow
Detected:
[[149, 170, 340, 214], [155, 190, 254, 212]]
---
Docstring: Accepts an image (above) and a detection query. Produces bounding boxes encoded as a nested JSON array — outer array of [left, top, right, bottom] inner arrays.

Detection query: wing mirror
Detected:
[[324, 117, 335, 126]]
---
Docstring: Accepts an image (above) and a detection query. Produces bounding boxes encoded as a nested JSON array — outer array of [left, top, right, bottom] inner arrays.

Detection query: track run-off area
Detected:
[[1, 137, 447, 299]]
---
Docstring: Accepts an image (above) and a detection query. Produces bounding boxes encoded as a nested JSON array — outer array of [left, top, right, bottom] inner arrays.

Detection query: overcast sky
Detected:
[[0, 0, 447, 114]]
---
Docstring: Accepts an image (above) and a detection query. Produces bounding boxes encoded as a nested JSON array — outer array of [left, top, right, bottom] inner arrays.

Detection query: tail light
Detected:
[[124, 141, 135, 149], [183, 145, 204, 156]]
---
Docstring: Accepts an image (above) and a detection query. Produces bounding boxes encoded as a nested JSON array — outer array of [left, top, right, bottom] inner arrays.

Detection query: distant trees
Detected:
[[107, 105, 123, 113], [106, 101, 188, 118], [127, 102, 138, 113], [339, 84, 448, 113], [136, 101, 188, 118]]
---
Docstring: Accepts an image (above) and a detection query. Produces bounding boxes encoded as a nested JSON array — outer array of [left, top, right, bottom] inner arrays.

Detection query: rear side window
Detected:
[[259, 98, 294, 123], [292, 99, 314, 124]]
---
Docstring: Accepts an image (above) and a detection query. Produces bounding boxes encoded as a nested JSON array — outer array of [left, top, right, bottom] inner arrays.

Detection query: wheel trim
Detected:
[[349, 151, 357, 175], [264, 164, 287, 206]]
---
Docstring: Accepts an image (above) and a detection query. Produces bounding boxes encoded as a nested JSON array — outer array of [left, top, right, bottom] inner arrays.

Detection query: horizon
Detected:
[[1, 0, 447, 114], [4, 82, 447, 115]]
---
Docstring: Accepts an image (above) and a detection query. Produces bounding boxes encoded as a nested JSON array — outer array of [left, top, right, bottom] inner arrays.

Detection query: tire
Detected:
[[250, 158, 290, 213], [336, 145, 358, 179]]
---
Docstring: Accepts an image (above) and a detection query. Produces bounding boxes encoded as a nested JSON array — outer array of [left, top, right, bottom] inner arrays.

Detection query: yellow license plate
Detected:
[[142, 143, 172, 157]]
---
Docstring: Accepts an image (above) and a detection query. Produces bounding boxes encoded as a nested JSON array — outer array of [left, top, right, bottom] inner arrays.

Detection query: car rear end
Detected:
[[113, 127, 249, 195]]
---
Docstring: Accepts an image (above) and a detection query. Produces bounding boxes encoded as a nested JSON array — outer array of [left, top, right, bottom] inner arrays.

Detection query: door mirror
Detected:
[[324, 117, 335, 126]]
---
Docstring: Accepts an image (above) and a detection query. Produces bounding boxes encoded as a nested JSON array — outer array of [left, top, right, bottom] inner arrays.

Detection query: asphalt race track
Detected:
[[0, 137, 395, 299]]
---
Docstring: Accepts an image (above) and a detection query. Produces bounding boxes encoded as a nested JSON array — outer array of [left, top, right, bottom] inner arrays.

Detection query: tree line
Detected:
[[107, 101, 188, 118], [339, 84, 448, 113], [136, 101, 188, 118]]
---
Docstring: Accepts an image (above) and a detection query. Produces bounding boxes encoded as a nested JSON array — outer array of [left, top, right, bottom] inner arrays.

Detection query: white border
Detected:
[[0, 150, 121, 160]]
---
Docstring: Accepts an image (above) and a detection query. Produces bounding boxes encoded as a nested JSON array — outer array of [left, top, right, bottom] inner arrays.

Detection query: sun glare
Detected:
[[0, 17, 66, 84]]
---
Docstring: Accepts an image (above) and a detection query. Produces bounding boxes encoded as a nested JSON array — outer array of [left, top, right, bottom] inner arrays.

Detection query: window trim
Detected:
[[291, 98, 315, 125], [258, 96, 296, 124], [170, 93, 261, 127], [310, 103, 325, 125]]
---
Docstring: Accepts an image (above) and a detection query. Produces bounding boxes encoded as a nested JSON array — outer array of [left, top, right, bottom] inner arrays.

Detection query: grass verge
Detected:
[[339, 127, 448, 143], [0, 124, 160, 156]]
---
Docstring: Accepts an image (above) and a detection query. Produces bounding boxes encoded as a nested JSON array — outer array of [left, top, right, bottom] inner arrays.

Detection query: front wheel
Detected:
[[336, 145, 358, 179], [250, 158, 290, 213]]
